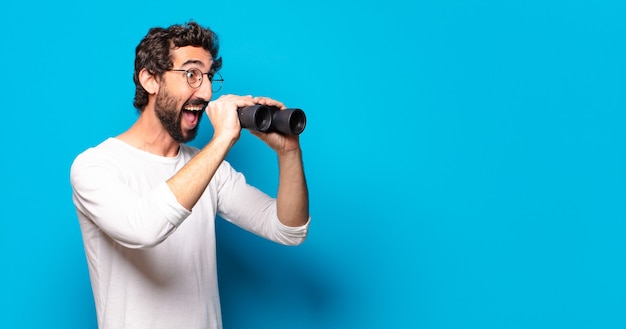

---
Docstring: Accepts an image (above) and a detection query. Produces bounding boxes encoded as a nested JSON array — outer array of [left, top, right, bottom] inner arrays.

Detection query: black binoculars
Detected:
[[237, 105, 306, 135]]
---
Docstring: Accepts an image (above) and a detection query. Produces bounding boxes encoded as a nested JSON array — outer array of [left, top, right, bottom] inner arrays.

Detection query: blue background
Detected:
[[1, 0, 626, 328]]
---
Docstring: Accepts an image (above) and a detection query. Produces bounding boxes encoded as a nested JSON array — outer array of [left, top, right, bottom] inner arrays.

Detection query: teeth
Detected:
[[184, 107, 203, 112]]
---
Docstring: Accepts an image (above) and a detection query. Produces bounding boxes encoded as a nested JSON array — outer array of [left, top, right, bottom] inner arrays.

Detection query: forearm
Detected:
[[275, 148, 309, 227], [167, 135, 236, 210]]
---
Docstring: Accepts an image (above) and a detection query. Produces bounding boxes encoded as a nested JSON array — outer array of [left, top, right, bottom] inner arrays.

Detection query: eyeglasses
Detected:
[[168, 68, 224, 93]]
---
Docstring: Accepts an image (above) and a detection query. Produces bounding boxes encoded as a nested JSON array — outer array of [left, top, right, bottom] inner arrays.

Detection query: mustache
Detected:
[[183, 98, 209, 108]]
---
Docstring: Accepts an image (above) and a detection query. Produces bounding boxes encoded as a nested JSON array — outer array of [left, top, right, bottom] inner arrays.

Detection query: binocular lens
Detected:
[[289, 110, 306, 134], [237, 105, 306, 135], [270, 108, 306, 135], [237, 105, 272, 132]]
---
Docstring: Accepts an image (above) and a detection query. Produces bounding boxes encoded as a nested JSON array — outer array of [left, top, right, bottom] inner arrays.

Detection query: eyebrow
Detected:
[[180, 59, 214, 70]]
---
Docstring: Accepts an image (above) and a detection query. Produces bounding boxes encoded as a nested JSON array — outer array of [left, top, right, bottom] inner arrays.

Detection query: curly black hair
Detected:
[[132, 21, 222, 111]]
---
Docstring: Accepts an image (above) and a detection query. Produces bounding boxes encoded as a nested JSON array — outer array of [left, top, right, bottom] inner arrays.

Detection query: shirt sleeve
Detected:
[[214, 161, 309, 246], [70, 149, 191, 249]]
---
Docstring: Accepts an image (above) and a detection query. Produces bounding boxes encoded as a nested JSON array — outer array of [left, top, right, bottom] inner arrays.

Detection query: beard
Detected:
[[154, 85, 202, 143]]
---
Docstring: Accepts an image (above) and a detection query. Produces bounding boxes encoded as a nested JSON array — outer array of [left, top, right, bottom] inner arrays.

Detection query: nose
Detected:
[[194, 74, 213, 100]]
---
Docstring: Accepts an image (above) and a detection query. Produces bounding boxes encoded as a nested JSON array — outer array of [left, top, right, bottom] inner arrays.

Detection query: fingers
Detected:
[[209, 94, 255, 110], [252, 96, 286, 109], [210, 94, 286, 109]]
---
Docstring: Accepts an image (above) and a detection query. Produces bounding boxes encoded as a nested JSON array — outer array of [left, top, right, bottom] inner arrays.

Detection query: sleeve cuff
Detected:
[[156, 182, 192, 227]]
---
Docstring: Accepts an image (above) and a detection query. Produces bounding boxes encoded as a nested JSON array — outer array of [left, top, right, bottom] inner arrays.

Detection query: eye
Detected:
[[186, 69, 202, 82]]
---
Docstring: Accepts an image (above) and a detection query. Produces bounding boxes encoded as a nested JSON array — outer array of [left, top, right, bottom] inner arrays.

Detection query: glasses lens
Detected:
[[211, 72, 223, 93], [186, 69, 202, 88]]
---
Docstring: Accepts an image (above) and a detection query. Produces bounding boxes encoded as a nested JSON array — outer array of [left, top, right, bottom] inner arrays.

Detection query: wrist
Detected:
[[209, 132, 239, 152], [277, 147, 302, 161], [213, 127, 240, 144]]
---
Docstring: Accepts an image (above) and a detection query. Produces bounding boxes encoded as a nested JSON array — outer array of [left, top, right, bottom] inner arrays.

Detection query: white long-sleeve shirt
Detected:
[[70, 138, 309, 329]]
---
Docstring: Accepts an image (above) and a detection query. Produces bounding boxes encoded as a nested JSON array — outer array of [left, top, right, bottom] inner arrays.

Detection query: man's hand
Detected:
[[207, 94, 256, 143], [249, 96, 302, 154]]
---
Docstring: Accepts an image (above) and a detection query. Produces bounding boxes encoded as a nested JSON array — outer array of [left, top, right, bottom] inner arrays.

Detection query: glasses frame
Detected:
[[169, 68, 224, 93]]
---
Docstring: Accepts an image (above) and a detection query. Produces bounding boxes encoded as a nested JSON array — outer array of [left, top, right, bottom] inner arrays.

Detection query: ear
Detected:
[[138, 68, 159, 94]]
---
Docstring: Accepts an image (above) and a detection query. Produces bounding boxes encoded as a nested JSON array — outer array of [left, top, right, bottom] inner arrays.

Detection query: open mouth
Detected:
[[181, 103, 207, 127]]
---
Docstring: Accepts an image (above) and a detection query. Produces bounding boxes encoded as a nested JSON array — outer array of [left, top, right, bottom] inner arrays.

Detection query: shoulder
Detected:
[[71, 138, 130, 167], [70, 138, 144, 185]]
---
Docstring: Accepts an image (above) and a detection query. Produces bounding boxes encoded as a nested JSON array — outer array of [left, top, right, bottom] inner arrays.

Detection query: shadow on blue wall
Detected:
[[215, 217, 348, 329]]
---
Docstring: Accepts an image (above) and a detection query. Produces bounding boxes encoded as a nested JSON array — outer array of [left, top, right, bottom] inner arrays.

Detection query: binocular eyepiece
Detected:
[[237, 105, 306, 135]]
